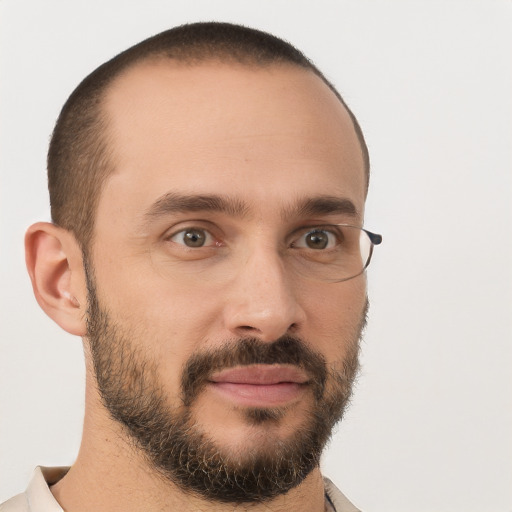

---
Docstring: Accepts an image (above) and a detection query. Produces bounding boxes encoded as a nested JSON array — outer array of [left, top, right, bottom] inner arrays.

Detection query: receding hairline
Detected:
[[101, 55, 357, 119], [99, 55, 369, 173]]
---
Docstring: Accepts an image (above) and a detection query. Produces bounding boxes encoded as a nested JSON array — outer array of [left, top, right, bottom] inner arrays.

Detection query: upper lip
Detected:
[[209, 365, 309, 385]]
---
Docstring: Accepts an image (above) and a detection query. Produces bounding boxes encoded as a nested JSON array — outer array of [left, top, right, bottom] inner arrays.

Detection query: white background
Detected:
[[1, 1, 511, 510]]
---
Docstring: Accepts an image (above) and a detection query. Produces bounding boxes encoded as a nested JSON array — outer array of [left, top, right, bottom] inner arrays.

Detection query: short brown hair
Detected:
[[48, 22, 369, 250]]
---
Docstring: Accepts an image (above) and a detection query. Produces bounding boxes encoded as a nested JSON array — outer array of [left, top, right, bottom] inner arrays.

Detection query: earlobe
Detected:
[[25, 222, 87, 336]]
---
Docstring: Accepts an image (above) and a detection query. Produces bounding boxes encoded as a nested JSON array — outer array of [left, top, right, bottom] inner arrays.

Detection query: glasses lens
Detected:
[[289, 225, 375, 282]]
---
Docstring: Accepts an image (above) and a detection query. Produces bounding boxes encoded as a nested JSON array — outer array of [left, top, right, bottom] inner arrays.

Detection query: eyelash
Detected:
[[290, 227, 341, 250], [165, 225, 343, 251], [168, 227, 220, 248]]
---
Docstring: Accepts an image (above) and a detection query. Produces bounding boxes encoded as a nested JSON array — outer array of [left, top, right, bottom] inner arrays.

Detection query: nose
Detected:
[[222, 246, 306, 342]]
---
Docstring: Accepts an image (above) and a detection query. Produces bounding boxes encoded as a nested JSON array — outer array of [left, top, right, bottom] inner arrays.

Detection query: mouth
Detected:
[[208, 364, 309, 407]]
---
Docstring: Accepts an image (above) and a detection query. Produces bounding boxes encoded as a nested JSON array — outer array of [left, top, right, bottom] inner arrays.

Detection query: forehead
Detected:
[[99, 60, 366, 224]]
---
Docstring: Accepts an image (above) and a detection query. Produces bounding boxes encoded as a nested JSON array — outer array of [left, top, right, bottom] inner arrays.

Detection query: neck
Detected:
[[50, 377, 327, 512]]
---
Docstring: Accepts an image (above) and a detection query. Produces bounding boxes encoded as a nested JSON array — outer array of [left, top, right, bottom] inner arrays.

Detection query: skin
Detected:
[[26, 60, 368, 512]]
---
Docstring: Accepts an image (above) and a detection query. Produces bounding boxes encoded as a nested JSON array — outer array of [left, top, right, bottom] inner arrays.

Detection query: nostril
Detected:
[[288, 322, 298, 332], [239, 325, 256, 332], [236, 323, 298, 337]]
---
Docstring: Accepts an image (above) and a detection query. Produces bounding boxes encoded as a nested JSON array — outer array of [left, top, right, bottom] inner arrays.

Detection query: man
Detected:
[[1, 22, 381, 512]]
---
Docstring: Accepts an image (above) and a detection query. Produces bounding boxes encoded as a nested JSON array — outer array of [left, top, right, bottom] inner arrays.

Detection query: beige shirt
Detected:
[[0, 467, 360, 512]]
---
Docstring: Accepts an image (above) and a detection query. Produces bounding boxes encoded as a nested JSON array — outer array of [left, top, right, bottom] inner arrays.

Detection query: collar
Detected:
[[19, 467, 358, 512]]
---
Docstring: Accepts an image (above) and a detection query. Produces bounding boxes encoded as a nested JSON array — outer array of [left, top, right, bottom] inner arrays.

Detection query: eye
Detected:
[[291, 228, 340, 250], [169, 228, 216, 248]]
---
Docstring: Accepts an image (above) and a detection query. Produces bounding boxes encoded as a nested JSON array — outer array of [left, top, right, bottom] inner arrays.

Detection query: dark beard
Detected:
[[85, 261, 364, 504]]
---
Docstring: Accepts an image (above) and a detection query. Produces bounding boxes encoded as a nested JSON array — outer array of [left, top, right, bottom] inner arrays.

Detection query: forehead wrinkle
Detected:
[[281, 195, 359, 221]]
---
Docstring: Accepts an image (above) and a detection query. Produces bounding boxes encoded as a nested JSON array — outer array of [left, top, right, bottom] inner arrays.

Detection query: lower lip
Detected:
[[208, 381, 306, 407]]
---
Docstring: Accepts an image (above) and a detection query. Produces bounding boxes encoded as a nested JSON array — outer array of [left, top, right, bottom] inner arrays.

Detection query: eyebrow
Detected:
[[142, 192, 358, 226], [144, 192, 249, 220], [291, 196, 359, 219]]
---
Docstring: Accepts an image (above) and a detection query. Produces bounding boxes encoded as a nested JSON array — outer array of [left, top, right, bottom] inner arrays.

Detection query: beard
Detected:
[[84, 262, 366, 504]]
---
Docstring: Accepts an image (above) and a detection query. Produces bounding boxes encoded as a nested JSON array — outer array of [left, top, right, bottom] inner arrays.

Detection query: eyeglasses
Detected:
[[166, 223, 382, 284], [287, 224, 382, 283]]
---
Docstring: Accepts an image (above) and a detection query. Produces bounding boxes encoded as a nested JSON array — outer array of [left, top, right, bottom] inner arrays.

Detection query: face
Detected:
[[86, 61, 368, 502]]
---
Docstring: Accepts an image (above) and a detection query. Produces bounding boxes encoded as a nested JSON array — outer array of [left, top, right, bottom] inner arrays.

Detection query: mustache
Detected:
[[180, 335, 328, 406]]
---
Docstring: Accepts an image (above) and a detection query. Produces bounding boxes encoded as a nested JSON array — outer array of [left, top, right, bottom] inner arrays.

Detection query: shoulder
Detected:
[[0, 467, 67, 512], [0, 494, 29, 512], [323, 477, 362, 512]]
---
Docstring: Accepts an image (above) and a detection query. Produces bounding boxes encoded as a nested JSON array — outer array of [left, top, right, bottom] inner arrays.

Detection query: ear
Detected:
[[25, 222, 88, 336]]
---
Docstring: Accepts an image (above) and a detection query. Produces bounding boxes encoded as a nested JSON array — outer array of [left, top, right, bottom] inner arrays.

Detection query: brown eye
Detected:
[[305, 231, 329, 249], [170, 228, 213, 248], [293, 229, 338, 250]]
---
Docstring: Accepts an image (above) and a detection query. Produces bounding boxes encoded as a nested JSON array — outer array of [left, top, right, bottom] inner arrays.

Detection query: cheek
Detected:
[[303, 277, 367, 360], [96, 261, 225, 362]]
